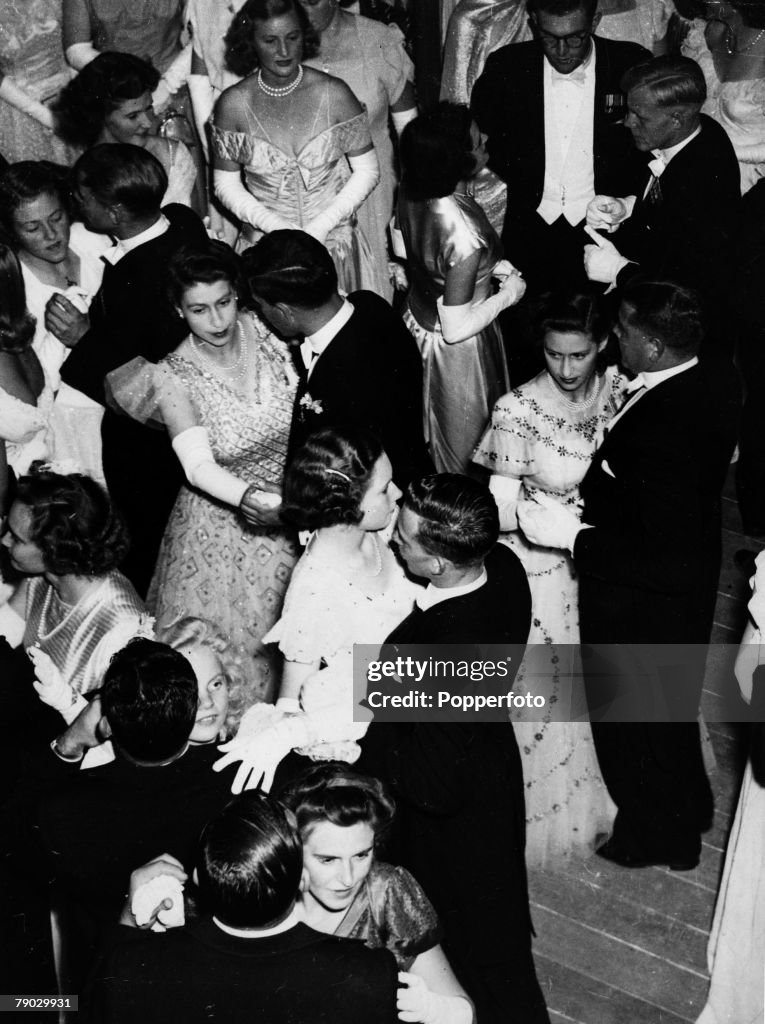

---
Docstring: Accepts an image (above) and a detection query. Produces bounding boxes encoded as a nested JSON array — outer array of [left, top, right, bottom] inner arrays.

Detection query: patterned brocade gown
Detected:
[[147, 316, 299, 707], [210, 107, 376, 294], [474, 366, 627, 869]]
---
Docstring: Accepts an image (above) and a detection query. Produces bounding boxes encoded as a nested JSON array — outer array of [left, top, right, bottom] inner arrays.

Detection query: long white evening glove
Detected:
[[172, 426, 248, 506], [437, 272, 526, 344], [214, 703, 365, 793], [214, 169, 296, 233], [488, 474, 523, 532], [391, 106, 417, 135], [65, 42, 100, 70], [188, 73, 216, 159], [397, 973, 473, 1024], [304, 149, 380, 243], [29, 647, 88, 725], [0, 77, 54, 128]]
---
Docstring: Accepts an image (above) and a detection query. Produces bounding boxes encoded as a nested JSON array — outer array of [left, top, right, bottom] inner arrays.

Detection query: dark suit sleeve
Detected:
[[574, 422, 705, 594]]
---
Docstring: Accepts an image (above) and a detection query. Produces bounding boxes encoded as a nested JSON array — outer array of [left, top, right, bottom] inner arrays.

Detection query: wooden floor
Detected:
[[529, 471, 760, 1024]]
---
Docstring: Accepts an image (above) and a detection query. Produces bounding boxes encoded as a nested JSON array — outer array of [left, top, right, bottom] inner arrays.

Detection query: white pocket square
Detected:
[[601, 459, 615, 478]]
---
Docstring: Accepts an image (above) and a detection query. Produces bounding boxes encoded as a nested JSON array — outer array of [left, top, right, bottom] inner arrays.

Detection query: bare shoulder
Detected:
[[214, 78, 255, 128], [301, 65, 363, 120]]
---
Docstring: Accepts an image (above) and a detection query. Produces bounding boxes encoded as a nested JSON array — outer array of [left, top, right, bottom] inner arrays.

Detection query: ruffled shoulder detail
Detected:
[[104, 356, 191, 429]]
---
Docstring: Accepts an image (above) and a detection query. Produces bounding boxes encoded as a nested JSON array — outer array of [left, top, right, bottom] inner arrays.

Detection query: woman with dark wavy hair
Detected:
[[0, 462, 146, 718], [210, 0, 379, 290], [56, 52, 197, 208], [279, 763, 473, 1024], [213, 425, 419, 793]]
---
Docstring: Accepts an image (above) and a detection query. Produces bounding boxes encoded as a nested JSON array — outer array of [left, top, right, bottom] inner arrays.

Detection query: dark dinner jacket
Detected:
[[614, 115, 741, 303], [60, 205, 208, 594], [572, 358, 739, 860], [574, 359, 739, 646], [289, 290, 431, 488], [471, 36, 650, 242], [357, 546, 549, 1024]]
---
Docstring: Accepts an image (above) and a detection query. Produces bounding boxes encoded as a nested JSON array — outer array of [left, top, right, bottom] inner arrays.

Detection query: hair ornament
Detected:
[[325, 468, 351, 483]]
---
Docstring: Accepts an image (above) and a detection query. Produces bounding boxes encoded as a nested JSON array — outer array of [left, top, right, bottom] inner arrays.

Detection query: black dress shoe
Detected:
[[595, 837, 699, 872]]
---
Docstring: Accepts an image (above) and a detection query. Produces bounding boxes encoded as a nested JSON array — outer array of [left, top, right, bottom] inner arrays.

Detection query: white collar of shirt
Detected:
[[545, 42, 595, 88], [213, 907, 301, 938], [608, 356, 699, 430], [416, 568, 488, 611], [301, 299, 354, 374], [647, 125, 701, 178], [101, 214, 170, 266]]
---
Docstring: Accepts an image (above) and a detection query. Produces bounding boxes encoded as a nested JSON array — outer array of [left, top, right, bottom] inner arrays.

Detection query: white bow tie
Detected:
[[551, 65, 586, 87], [647, 152, 667, 178]]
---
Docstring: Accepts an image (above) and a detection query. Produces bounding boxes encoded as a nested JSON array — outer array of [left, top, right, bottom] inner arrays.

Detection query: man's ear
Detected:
[[591, 10, 602, 30], [647, 336, 664, 363], [107, 203, 125, 227], [96, 715, 112, 742], [431, 556, 447, 578]]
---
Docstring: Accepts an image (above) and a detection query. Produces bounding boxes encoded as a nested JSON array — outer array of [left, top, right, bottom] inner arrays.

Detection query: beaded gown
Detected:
[[108, 312, 299, 707], [474, 366, 627, 868], [397, 188, 509, 475], [210, 94, 376, 294], [0, 0, 76, 163]]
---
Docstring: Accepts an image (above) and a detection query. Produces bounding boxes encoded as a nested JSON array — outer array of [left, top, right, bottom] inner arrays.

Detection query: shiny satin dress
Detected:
[[210, 102, 376, 294], [398, 188, 510, 475]]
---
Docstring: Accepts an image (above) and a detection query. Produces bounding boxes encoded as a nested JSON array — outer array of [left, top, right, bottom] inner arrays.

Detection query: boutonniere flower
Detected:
[[300, 393, 323, 415]]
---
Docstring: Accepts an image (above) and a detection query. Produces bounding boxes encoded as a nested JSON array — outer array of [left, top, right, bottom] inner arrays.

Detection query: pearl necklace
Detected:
[[549, 371, 603, 412], [725, 25, 765, 54], [350, 532, 383, 578], [257, 64, 304, 97], [191, 321, 248, 382]]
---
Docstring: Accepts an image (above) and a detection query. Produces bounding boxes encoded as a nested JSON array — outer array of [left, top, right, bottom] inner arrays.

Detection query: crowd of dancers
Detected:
[[0, 0, 764, 1021]]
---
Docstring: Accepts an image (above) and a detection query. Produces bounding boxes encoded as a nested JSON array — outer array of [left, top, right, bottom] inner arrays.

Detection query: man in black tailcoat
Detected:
[[471, 0, 649, 290], [243, 230, 430, 490], [358, 474, 549, 1024], [58, 144, 207, 594]]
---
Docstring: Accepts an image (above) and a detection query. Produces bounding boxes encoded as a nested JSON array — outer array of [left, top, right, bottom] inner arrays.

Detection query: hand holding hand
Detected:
[[44, 293, 89, 347], [239, 486, 282, 527], [125, 854, 187, 931], [586, 195, 629, 233], [583, 226, 630, 285], [517, 497, 583, 552]]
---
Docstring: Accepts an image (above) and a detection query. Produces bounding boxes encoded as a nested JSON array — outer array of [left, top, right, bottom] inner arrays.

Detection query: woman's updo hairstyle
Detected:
[[279, 762, 396, 843], [55, 52, 161, 148], [532, 286, 615, 347], [400, 102, 476, 201], [225, 0, 318, 78], [15, 464, 130, 576], [166, 242, 246, 310], [280, 425, 383, 532]]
